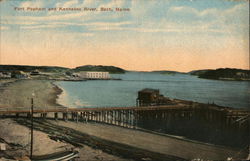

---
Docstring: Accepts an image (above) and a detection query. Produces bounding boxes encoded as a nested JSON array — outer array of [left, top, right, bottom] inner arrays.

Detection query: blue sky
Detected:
[[0, 0, 249, 71]]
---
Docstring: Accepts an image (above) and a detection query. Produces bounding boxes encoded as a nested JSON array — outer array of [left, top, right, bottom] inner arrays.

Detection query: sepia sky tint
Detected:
[[0, 0, 249, 72]]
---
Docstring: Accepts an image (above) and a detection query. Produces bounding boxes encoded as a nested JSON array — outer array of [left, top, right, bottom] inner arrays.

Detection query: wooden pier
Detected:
[[0, 104, 249, 129], [0, 104, 249, 147]]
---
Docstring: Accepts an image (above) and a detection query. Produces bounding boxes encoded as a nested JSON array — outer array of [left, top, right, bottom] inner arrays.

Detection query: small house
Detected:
[[137, 88, 160, 106], [136, 88, 172, 106]]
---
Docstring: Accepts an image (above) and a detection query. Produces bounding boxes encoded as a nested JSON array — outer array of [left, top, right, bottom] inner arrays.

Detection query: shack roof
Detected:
[[139, 88, 159, 94]]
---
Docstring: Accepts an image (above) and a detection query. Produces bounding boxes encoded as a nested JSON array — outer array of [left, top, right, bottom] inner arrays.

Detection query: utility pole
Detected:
[[30, 98, 34, 159]]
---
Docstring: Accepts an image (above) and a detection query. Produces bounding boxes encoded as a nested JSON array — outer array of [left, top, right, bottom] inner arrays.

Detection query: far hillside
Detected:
[[194, 68, 250, 81], [72, 65, 126, 74], [188, 69, 212, 76], [152, 70, 186, 75], [0, 65, 69, 73]]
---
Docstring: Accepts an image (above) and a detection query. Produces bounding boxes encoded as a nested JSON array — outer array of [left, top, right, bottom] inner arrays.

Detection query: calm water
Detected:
[[55, 72, 250, 109]]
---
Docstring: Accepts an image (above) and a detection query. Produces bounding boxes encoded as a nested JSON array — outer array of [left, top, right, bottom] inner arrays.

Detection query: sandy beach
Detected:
[[0, 79, 248, 160], [0, 79, 63, 111]]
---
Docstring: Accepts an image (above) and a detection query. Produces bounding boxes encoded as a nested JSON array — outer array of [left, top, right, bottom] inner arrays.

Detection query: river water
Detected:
[[55, 72, 250, 109]]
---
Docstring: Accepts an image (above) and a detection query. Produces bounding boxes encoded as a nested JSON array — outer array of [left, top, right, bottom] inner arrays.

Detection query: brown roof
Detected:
[[139, 88, 159, 93]]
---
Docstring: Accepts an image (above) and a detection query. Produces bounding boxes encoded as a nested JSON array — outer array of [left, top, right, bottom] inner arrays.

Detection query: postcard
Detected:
[[0, 0, 249, 160]]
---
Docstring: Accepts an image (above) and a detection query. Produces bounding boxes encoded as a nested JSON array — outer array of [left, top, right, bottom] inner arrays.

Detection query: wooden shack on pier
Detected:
[[136, 88, 174, 106]]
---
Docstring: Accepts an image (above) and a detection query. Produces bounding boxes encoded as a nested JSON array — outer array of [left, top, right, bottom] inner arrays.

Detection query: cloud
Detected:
[[169, 6, 219, 17], [170, 6, 198, 14], [169, 2, 248, 20], [56, 0, 79, 8], [13, 12, 87, 21], [98, 0, 128, 8], [89, 22, 225, 34], [168, 2, 248, 35], [20, 24, 61, 29], [131, 0, 160, 16], [1, 20, 39, 25], [14, 20, 132, 31], [19, 0, 44, 8], [86, 21, 132, 27]]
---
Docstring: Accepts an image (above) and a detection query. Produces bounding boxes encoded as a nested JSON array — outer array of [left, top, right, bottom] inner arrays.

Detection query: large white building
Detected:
[[79, 71, 110, 79]]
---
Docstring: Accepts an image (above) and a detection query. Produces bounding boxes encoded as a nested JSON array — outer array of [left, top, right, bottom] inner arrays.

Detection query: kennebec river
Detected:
[[55, 72, 250, 109]]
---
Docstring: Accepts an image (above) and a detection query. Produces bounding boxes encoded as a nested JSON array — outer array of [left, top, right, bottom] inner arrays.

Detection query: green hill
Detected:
[[152, 70, 185, 75], [196, 68, 250, 81], [0, 65, 69, 73], [72, 65, 126, 74], [188, 69, 212, 76]]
